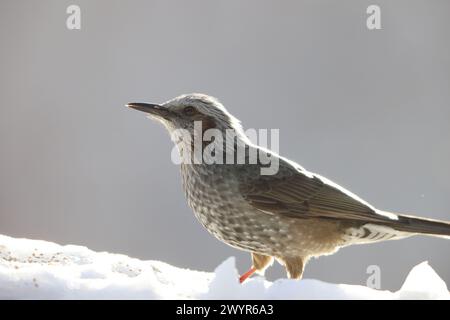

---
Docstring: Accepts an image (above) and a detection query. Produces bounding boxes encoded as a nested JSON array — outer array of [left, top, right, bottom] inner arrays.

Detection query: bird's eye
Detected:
[[183, 106, 196, 116]]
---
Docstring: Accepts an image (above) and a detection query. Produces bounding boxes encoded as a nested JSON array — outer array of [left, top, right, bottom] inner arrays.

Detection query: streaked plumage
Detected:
[[127, 93, 450, 281]]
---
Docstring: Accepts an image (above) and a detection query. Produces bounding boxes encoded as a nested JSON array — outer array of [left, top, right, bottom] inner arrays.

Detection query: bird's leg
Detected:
[[281, 256, 305, 280], [239, 267, 257, 283], [240, 253, 274, 283], [252, 253, 273, 275]]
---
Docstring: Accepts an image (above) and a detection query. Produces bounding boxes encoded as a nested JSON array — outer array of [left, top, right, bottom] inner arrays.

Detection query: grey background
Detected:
[[1, 0, 449, 291]]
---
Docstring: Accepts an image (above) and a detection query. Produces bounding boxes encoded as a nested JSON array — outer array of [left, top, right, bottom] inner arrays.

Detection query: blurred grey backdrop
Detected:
[[1, 0, 449, 290]]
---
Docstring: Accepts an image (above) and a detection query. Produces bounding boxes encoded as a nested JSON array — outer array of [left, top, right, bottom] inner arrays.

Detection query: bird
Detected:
[[127, 93, 450, 283]]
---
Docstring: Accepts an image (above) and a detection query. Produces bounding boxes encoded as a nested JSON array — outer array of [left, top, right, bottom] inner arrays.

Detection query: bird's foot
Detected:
[[239, 266, 257, 283]]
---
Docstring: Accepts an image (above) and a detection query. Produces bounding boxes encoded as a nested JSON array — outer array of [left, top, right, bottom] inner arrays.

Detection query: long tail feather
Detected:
[[388, 213, 450, 238]]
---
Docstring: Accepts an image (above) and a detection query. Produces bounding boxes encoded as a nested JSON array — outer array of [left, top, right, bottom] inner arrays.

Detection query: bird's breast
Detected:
[[179, 164, 294, 255], [180, 164, 240, 220]]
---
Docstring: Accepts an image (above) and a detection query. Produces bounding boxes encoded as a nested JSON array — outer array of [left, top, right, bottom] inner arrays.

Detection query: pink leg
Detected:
[[239, 267, 257, 283]]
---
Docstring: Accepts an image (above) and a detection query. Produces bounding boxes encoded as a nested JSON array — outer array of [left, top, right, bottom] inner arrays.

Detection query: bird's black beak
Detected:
[[126, 102, 171, 119]]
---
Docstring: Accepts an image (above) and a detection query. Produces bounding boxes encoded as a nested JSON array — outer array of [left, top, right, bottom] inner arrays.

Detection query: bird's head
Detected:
[[128, 93, 279, 174], [127, 93, 246, 142]]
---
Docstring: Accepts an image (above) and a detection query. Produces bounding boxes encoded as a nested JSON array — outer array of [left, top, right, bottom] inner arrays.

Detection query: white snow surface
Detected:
[[0, 234, 448, 299]]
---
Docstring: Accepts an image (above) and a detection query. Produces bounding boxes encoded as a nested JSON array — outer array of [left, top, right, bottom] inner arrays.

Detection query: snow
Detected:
[[0, 234, 448, 300]]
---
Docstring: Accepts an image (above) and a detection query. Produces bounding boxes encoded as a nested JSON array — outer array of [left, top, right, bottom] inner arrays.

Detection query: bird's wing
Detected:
[[238, 158, 398, 224]]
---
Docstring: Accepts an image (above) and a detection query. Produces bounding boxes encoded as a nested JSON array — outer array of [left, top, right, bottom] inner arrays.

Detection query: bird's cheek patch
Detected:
[[194, 115, 217, 136], [200, 116, 217, 135]]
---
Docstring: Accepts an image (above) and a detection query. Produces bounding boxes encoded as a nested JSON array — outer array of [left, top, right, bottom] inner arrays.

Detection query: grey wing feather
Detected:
[[238, 158, 395, 224], [238, 156, 450, 237]]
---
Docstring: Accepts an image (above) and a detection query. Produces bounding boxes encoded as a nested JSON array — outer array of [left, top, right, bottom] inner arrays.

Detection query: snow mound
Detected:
[[0, 235, 448, 299]]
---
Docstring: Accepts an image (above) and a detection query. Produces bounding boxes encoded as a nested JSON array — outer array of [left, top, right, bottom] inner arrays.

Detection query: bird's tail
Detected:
[[385, 212, 450, 239]]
